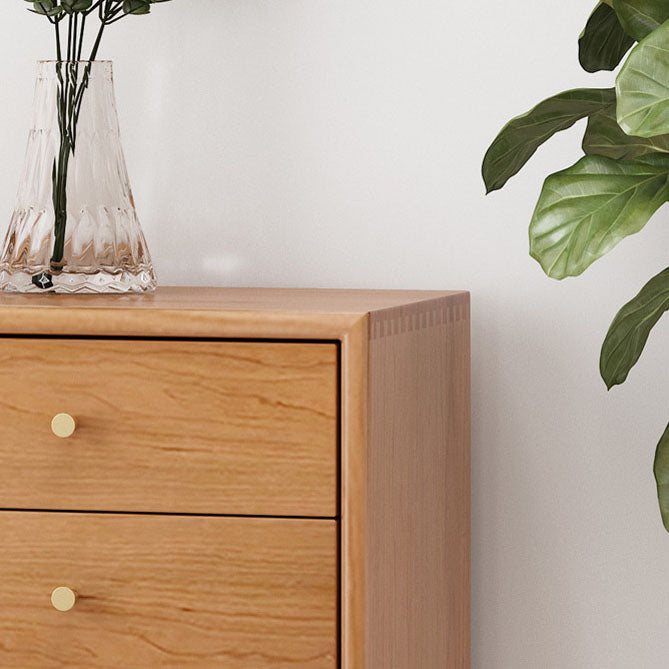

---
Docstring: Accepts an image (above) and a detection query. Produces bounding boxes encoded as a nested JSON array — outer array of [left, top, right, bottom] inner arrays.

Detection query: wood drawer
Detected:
[[0, 338, 338, 516], [0, 512, 338, 668]]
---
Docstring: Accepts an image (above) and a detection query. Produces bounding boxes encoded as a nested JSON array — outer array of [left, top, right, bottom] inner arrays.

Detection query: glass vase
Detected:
[[0, 61, 156, 293]]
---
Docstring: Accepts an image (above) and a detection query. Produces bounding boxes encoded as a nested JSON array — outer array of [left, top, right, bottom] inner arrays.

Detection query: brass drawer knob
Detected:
[[51, 413, 76, 439], [51, 586, 76, 612]]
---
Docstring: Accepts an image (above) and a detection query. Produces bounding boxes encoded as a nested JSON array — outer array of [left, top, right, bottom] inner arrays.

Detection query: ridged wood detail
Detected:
[[369, 292, 470, 339]]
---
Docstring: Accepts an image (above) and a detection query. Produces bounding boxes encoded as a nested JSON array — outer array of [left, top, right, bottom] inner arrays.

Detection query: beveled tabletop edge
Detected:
[[0, 286, 469, 339], [0, 286, 467, 314]]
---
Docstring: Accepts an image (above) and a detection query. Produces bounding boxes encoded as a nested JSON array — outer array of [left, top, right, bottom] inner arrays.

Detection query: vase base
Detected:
[[0, 268, 157, 294]]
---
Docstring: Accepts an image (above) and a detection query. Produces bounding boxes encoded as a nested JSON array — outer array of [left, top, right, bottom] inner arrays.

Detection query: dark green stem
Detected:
[[50, 130, 71, 271], [77, 14, 86, 61], [55, 20, 62, 61], [50, 60, 72, 271], [48, 4, 115, 273]]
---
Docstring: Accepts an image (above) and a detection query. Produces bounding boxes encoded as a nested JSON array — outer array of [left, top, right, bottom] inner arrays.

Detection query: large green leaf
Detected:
[[600, 266, 669, 388], [579, 3, 634, 72], [613, 0, 669, 40], [583, 105, 669, 159], [654, 421, 669, 531], [616, 19, 669, 137], [529, 153, 669, 279], [482, 88, 615, 193]]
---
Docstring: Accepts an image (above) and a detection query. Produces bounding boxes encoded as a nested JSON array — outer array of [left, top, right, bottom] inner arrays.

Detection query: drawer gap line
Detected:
[[0, 508, 339, 521], [0, 334, 341, 345]]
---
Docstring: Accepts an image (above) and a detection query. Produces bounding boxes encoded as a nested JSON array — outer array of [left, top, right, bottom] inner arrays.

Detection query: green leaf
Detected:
[[123, 0, 151, 14], [600, 266, 669, 388], [121, 0, 173, 15], [579, 3, 634, 73], [613, 0, 669, 40], [29, 0, 63, 16], [654, 422, 669, 532], [616, 19, 669, 137], [482, 88, 615, 193], [583, 105, 669, 159], [529, 153, 669, 279], [61, 0, 93, 10]]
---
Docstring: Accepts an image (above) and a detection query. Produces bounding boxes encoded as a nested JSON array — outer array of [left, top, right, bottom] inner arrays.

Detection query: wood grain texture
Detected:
[[0, 512, 337, 668], [364, 292, 470, 668], [339, 316, 368, 669], [0, 287, 463, 340], [0, 287, 472, 668], [0, 338, 337, 517]]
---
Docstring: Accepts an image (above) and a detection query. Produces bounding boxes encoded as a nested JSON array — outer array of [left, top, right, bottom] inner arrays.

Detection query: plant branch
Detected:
[[66, 13, 73, 62], [37, 2, 55, 25], [85, 0, 105, 17], [55, 19, 62, 61], [77, 13, 86, 61]]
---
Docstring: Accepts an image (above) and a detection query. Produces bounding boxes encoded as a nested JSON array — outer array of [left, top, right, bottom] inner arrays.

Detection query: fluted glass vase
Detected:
[[0, 61, 156, 293]]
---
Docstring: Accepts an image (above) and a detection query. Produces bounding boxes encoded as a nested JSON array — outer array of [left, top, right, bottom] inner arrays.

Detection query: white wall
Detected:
[[2, 1, 669, 667]]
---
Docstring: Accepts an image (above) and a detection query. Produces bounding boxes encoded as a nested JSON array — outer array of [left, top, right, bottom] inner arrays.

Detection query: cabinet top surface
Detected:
[[0, 286, 465, 314], [0, 287, 469, 339]]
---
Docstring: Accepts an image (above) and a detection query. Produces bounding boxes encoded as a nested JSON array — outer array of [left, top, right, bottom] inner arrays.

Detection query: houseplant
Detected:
[[482, 1, 669, 531], [0, 0, 173, 294]]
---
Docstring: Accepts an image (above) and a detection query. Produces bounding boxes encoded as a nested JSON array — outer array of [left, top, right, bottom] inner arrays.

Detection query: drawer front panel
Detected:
[[0, 512, 337, 668], [0, 338, 337, 516]]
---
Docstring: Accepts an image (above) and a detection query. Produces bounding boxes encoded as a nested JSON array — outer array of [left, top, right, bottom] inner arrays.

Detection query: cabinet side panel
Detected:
[[367, 294, 470, 668]]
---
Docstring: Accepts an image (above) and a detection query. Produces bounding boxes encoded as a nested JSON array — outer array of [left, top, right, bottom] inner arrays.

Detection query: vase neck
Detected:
[[37, 60, 113, 82], [32, 60, 119, 134]]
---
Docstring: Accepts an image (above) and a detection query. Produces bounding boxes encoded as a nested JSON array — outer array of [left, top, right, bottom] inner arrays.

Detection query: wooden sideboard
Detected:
[[0, 287, 470, 668]]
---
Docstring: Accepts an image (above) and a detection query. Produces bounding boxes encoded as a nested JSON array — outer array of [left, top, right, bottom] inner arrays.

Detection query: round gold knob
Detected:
[[51, 586, 76, 612], [51, 413, 76, 439]]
